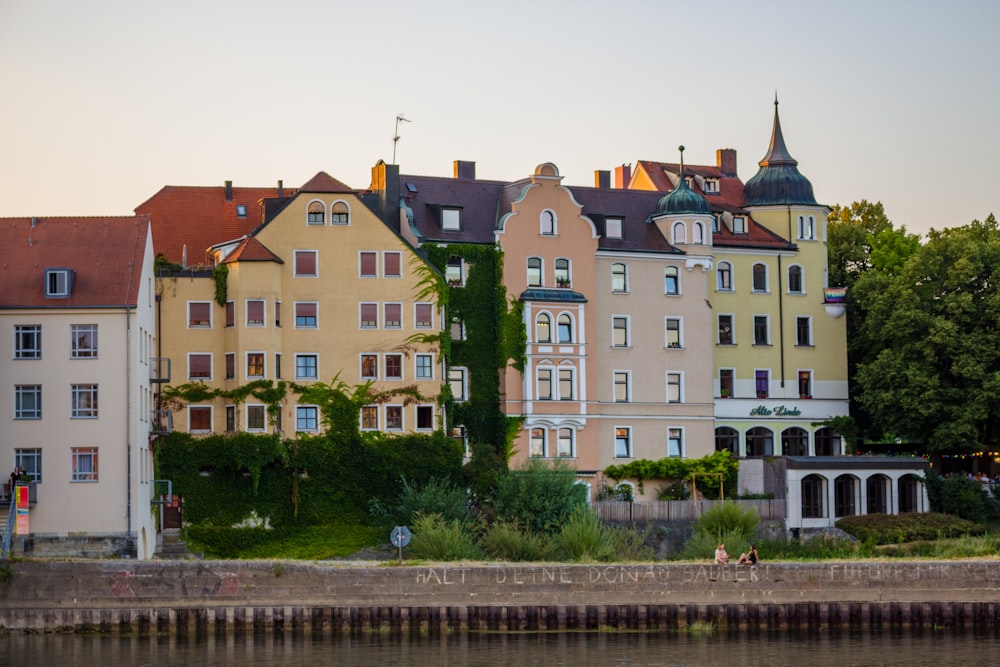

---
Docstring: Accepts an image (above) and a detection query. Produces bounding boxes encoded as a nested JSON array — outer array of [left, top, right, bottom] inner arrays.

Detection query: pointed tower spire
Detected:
[[743, 96, 818, 207], [759, 94, 797, 167]]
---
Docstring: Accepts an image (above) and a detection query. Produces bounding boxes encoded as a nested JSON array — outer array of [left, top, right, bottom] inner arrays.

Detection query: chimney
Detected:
[[453, 160, 476, 180], [716, 149, 737, 177], [594, 170, 611, 189], [224, 180, 233, 202], [614, 164, 632, 189], [371, 160, 401, 231], [277, 180, 284, 198]]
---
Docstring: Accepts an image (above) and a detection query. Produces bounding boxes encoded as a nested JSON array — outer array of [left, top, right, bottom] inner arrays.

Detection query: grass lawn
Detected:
[[184, 522, 387, 560]]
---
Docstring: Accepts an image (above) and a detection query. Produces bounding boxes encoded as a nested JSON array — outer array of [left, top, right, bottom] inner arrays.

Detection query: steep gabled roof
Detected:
[[221, 236, 284, 264], [397, 174, 505, 244], [299, 171, 355, 194], [0, 216, 150, 308], [135, 184, 288, 265]]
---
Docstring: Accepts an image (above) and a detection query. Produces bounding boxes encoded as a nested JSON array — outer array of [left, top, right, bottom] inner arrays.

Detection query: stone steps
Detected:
[[154, 529, 200, 560]]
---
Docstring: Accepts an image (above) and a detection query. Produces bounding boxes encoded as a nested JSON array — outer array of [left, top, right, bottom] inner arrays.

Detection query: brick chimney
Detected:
[[224, 180, 233, 202], [594, 170, 611, 189], [716, 149, 737, 177], [614, 164, 632, 189], [453, 160, 476, 180]]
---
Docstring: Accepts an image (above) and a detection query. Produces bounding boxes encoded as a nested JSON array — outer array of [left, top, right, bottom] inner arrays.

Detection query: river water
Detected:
[[3, 629, 999, 666]]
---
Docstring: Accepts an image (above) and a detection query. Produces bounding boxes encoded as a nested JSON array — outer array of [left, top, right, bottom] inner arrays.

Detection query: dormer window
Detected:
[[732, 216, 747, 234], [441, 208, 461, 231], [605, 216, 623, 239], [45, 268, 73, 298], [704, 178, 719, 193]]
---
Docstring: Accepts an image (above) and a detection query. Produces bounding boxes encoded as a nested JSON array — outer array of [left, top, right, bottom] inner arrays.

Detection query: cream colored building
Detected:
[[1, 216, 158, 559]]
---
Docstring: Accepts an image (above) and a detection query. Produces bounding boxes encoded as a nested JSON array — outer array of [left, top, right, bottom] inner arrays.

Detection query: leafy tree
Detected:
[[924, 470, 996, 525], [854, 215, 1000, 454], [490, 459, 588, 535]]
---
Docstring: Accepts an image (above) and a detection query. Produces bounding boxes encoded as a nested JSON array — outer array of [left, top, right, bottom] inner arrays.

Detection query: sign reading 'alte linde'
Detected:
[[749, 405, 802, 417]]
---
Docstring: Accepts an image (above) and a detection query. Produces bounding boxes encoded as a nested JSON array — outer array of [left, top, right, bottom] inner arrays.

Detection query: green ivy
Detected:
[[212, 264, 229, 306], [603, 451, 738, 498]]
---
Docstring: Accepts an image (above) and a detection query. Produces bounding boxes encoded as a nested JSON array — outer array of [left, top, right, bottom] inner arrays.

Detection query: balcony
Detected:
[[2, 482, 38, 507], [151, 410, 173, 435], [824, 287, 847, 318], [150, 357, 171, 383]]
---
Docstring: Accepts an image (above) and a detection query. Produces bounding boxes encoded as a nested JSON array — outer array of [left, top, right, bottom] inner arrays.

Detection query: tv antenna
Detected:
[[392, 114, 410, 164]]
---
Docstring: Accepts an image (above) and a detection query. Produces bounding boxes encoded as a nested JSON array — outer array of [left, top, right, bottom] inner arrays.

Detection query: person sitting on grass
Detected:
[[714, 543, 729, 564], [738, 544, 759, 565]]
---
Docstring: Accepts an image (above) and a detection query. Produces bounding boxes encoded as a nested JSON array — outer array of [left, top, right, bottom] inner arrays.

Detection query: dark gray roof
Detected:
[[744, 101, 818, 207]]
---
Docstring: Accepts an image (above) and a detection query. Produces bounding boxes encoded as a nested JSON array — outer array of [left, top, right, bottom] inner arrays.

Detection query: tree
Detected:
[[854, 215, 1000, 454]]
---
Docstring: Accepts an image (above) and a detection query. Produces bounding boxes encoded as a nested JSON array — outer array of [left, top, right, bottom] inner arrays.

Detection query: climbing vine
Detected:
[[603, 451, 738, 498], [212, 264, 229, 306]]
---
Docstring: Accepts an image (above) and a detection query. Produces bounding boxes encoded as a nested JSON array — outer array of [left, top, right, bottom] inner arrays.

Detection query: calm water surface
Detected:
[[4, 630, 999, 666]]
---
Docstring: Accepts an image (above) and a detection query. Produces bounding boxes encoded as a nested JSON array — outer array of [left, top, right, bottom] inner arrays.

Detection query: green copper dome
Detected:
[[654, 176, 710, 216], [744, 100, 818, 207]]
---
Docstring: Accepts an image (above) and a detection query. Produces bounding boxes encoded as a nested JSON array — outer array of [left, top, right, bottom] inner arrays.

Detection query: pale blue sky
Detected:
[[2, 0, 997, 236]]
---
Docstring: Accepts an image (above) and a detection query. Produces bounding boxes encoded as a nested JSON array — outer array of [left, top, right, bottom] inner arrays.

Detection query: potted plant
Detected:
[[556, 277, 570, 288]]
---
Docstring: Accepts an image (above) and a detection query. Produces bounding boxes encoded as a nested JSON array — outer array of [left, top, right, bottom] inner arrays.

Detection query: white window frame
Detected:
[[796, 316, 813, 347], [717, 261, 733, 291], [15, 448, 41, 483], [441, 208, 462, 231], [668, 427, 684, 458], [70, 383, 98, 419], [306, 199, 326, 225], [448, 367, 468, 402], [187, 352, 213, 381], [296, 405, 319, 432], [415, 404, 435, 431], [530, 427, 547, 458], [664, 265, 680, 295], [14, 324, 42, 359], [753, 315, 770, 346], [245, 299, 266, 327], [605, 216, 623, 239], [245, 351, 266, 379], [788, 264, 805, 294], [294, 249, 319, 277], [360, 353, 379, 380], [613, 370, 630, 403], [383, 251, 402, 278], [415, 353, 434, 380], [14, 385, 42, 419], [665, 317, 683, 349], [359, 250, 378, 278], [666, 371, 683, 404], [360, 404, 379, 431], [384, 352, 404, 380], [752, 263, 768, 292], [187, 301, 212, 328], [540, 209, 557, 235], [295, 353, 319, 380], [414, 302, 434, 329], [70, 324, 98, 359], [188, 405, 213, 434], [384, 302, 403, 329], [536, 366, 553, 400], [527, 257, 543, 287], [385, 404, 404, 431], [294, 301, 319, 329], [612, 315, 629, 348], [71, 446, 98, 482], [611, 263, 628, 293], [45, 269, 71, 297], [558, 367, 575, 401], [246, 404, 267, 432], [557, 427, 574, 458], [359, 302, 379, 329], [614, 426, 632, 458]]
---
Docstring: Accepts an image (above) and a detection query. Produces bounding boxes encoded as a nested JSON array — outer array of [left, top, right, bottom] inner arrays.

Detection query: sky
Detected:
[[1, 0, 997, 237]]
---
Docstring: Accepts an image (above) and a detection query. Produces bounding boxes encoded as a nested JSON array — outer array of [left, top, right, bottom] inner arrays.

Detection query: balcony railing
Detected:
[[2, 482, 38, 507], [150, 357, 171, 383], [151, 410, 173, 435]]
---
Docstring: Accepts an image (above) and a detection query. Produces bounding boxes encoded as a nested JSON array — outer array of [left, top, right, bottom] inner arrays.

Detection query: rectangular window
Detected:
[[612, 316, 629, 347], [796, 316, 812, 346], [294, 250, 318, 277], [755, 370, 770, 399], [664, 266, 679, 295], [360, 303, 378, 328], [450, 316, 465, 341], [720, 369, 734, 398], [605, 217, 624, 239], [188, 353, 212, 380], [188, 302, 212, 327], [14, 325, 41, 359], [225, 405, 236, 432], [295, 302, 318, 328], [446, 256, 464, 286], [71, 324, 98, 358], [666, 372, 682, 403], [275, 353, 282, 380], [246, 352, 265, 379], [359, 251, 377, 277], [71, 447, 98, 482], [799, 370, 813, 399], [559, 369, 574, 400], [531, 428, 547, 458], [414, 303, 433, 329], [614, 371, 630, 402], [295, 354, 318, 380], [15, 449, 41, 483], [415, 353, 433, 379], [611, 263, 627, 292], [718, 315, 733, 345], [189, 406, 212, 432], [246, 405, 266, 431], [385, 353, 403, 380], [360, 405, 379, 430], [383, 251, 402, 277], [416, 405, 434, 430], [537, 368, 553, 400], [385, 405, 403, 431], [732, 216, 747, 234], [668, 427, 683, 458], [46, 269, 71, 297], [246, 299, 265, 326], [753, 315, 769, 345], [384, 303, 402, 328], [296, 406, 319, 432], [71, 384, 98, 418], [14, 385, 41, 419], [226, 301, 235, 327], [360, 353, 378, 380], [441, 208, 461, 231], [558, 428, 574, 458], [615, 427, 631, 458], [665, 318, 682, 348], [448, 367, 468, 402], [275, 301, 281, 327]]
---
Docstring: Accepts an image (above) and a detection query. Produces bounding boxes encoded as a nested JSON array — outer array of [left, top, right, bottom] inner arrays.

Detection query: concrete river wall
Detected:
[[2, 560, 1000, 634]]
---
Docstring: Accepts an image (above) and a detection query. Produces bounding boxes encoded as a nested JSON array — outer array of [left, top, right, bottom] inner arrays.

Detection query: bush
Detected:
[[836, 512, 985, 544], [407, 512, 482, 561], [606, 525, 656, 561], [681, 527, 753, 561], [491, 460, 588, 535], [656, 480, 690, 501], [480, 521, 556, 562], [692, 502, 759, 539], [372, 476, 468, 525], [925, 471, 996, 524], [555, 507, 614, 562]]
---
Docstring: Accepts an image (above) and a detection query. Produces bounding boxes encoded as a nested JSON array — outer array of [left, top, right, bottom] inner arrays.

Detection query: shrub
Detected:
[[656, 480, 690, 501], [407, 512, 482, 561], [373, 476, 469, 525], [680, 527, 752, 561], [692, 502, 759, 539], [480, 521, 555, 562], [491, 460, 588, 535], [606, 525, 656, 561], [555, 507, 614, 562], [836, 512, 985, 544], [924, 471, 996, 524]]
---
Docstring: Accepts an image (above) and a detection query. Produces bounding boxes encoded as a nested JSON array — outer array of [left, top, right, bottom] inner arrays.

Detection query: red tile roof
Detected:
[[135, 185, 288, 266], [299, 171, 354, 194], [0, 216, 150, 308], [221, 236, 284, 264]]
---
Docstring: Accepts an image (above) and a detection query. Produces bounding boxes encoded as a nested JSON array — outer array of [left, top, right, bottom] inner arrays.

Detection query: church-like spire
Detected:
[[744, 96, 818, 207], [759, 95, 797, 167]]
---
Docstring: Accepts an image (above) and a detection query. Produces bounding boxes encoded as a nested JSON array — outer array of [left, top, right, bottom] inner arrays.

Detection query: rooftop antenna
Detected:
[[392, 114, 410, 165]]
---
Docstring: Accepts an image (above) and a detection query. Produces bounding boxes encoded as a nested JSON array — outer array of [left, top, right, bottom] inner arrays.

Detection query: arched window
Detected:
[[898, 475, 923, 512], [798, 215, 815, 240], [535, 313, 551, 343], [530, 428, 547, 458], [717, 262, 732, 290], [672, 222, 686, 244], [693, 221, 704, 244], [782, 427, 808, 456], [527, 257, 543, 287], [557, 313, 573, 343], [745, 426, 773, 456], [540, 210, 556, 235], [752, 263, 767, 292], [788, 265, 803, 294], [330, 200, 350, 224], [307, 200, 325, 225], [866, 475, 889, 514], [835, 475, 858, 517], [814, 427, 841, 456], [664, 266, 679, 295], [802, 474, 826, 518], [555, 258, 571, 287], [611, 263, 627, 292], [715, 427, 738, 454]]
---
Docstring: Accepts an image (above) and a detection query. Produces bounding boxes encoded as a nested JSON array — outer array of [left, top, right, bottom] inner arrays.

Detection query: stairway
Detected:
[[154, 528, 200, 560]]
